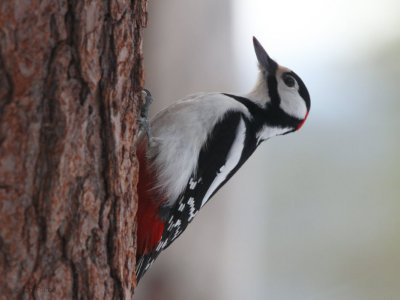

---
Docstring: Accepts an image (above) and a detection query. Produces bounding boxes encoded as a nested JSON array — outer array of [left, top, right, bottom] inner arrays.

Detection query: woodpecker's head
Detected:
[[252, 36, 310, 132]]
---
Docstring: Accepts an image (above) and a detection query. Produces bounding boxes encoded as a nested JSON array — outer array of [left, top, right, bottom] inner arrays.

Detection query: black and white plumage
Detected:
[[136, 37, 311, 282]]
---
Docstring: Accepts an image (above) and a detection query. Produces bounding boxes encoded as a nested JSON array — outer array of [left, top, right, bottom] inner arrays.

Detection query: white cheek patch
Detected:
[[278, 82, 307, 120]]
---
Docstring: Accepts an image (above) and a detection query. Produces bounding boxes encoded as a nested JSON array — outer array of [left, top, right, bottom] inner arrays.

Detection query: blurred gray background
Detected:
[[135, 0, 400, 299]]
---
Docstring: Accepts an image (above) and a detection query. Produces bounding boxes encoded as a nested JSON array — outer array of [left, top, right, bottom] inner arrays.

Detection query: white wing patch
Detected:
[[187, 197, 197, 222], [189, 177, 199, 190], [178, 202, 185, 212], [201, 118, 247, 208]]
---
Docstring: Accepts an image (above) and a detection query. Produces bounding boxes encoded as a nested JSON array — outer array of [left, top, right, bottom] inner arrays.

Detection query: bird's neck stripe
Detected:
[[267, 74, 280, 106]]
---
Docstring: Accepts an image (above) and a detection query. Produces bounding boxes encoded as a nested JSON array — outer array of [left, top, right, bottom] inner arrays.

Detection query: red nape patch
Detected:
[[137, 139, 166, 255], [297, 111, 309, 131]]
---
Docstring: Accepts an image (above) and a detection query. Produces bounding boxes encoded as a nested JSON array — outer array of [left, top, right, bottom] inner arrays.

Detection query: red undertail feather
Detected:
[[137, 138, 166, 255]]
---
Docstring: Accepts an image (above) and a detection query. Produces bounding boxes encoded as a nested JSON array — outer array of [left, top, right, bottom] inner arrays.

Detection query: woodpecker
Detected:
[[136, 36, 310, 282]]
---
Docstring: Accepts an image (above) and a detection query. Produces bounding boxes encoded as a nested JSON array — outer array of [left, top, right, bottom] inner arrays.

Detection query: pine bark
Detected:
[[0, 0, 147, 298]]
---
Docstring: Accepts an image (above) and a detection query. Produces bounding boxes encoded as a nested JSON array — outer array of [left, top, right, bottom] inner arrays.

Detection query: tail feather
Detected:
[[136, 252, 156, 282]]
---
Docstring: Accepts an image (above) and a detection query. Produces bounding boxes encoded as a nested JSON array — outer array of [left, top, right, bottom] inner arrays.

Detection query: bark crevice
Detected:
[[0, 0, 147, 298], [0, 50, 14, 123]]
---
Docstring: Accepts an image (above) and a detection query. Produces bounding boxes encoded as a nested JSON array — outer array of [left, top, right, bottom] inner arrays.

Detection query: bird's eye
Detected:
[[283, 73, 296, 87]]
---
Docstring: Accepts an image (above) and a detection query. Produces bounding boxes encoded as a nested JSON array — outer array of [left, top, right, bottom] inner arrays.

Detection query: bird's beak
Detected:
[[253, 36, 278, 75]]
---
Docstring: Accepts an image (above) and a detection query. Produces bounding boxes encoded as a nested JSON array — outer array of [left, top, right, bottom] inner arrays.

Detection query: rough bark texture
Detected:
[[0, 0, 147, 299]]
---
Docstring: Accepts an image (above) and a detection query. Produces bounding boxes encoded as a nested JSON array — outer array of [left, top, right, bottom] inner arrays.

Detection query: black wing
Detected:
[[136, 111, 258, 281]]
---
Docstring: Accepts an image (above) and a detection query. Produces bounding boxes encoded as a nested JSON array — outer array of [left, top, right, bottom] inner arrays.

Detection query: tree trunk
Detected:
[[0, 0, 147, 298]]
